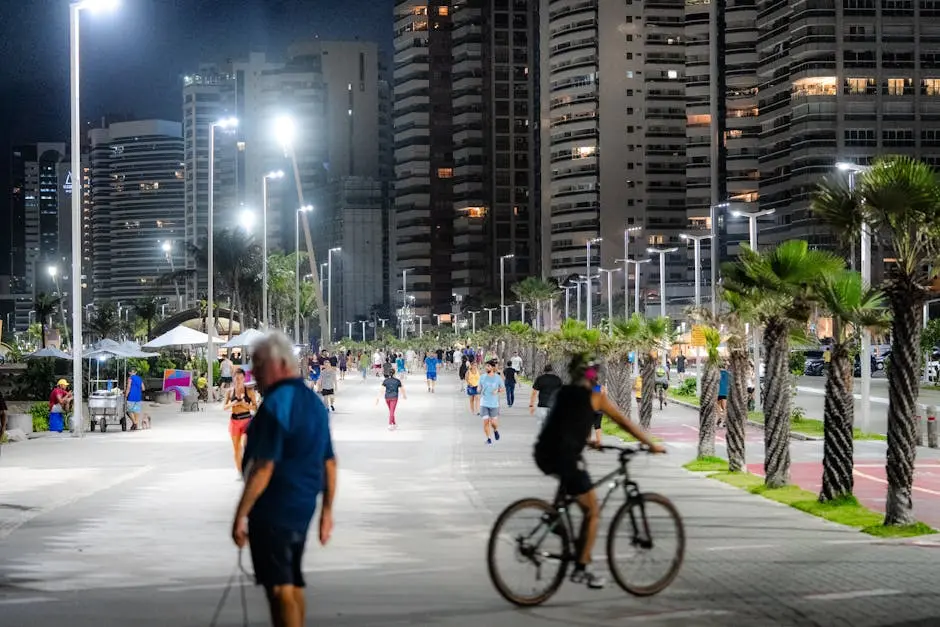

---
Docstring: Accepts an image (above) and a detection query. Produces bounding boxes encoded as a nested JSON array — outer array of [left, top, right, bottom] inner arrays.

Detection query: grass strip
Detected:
[[682, 456, 728, 472], [600, 416, 661, 443], [702, 471, 934, 538], [667, 391, 885, 441]]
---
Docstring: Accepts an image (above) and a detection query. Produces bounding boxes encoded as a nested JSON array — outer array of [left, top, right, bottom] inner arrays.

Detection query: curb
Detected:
[[667, 395, 822, 441]]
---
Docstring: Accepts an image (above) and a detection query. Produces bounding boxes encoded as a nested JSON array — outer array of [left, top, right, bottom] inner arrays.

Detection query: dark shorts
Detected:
[[248, 523, 307, 589], [593, 412, 603, 430], [718, 395, 727, 401], [321, 388, 334, 396], [426, 372, 437, 381], [535, 455, 593, 496], [220, 376, 233, 385], [467, 385, 478, 396]]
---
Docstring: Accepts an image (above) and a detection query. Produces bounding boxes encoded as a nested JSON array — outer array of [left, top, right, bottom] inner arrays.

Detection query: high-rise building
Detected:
[[393, 0, 539, 318], [539, 0, 688, 319], [756, 0, 940, 278], [87, 120, 185, 305]]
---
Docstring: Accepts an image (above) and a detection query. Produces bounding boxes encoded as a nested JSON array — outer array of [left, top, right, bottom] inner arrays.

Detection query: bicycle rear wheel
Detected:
[[487, 498, 571, 606], [606, 492, 685, 596]]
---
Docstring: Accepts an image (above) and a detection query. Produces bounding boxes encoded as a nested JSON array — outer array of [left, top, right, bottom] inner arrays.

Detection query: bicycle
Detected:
[[487, 445, 685, 606]]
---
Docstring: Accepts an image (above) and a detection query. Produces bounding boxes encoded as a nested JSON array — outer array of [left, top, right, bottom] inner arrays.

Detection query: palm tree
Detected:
[[813, 156, 940, 522], [133, 297, 160, 340], [511, 277, 557, 328], [697, 327, 722, 459], [813, 270, 890, 502], [722, 240, 844, 488], [32, 293, 59, 348], [613, 315, 673, 430], [88, 302, 122, 341]]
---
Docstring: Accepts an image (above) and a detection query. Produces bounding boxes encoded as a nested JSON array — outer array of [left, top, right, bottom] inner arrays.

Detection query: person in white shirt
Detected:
[[372, 350, 383, 377], [510, 352, 523, 376]]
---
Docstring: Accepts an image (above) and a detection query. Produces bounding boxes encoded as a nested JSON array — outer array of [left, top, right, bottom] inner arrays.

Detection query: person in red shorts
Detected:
[[224, 368, 258, 473]]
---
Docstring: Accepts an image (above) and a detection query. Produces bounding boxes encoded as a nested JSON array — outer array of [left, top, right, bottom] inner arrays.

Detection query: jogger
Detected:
[[379, 372, 405, 429]]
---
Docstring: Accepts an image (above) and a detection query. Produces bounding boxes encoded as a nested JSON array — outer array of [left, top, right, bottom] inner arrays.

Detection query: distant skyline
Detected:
[[0, 0, 392, 157]]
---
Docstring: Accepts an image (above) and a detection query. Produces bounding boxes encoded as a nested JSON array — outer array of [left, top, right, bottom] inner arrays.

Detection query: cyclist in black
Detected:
[[534, 353, 665, 589]]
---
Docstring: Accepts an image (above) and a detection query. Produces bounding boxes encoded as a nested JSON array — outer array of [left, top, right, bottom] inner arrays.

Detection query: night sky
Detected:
[[0, 0, 393, 200]]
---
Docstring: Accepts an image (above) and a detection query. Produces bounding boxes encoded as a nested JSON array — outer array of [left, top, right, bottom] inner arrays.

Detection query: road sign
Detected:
[[691, 325, 706, 347]]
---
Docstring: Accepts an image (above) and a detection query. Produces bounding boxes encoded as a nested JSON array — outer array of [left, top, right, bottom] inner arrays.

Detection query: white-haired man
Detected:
[[231, 332, 337, 627]]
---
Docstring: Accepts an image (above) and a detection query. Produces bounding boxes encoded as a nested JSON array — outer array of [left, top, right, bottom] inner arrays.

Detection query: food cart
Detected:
[[88, 389, 127, 432]]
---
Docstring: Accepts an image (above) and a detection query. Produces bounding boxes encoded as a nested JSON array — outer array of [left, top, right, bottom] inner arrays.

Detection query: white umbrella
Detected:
[[27, 347, 72, 360], [223, 328, 266, 349], [143, 325, 223, 349]]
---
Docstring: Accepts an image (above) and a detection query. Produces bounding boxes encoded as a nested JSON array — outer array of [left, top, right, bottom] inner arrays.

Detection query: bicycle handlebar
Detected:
[[596, 444, 650, 456]]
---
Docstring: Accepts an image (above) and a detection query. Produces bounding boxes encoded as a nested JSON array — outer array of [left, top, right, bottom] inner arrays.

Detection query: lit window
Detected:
[[649, 235, 664, 245], [574, 146, 596, 158], [667, 70, 678, 79], [924, 78, 940, 95], [438, 6, 448, 15], [791, 76, 837, 97], [887, 78, 908, 95], [687, 114, 711, 126], [845, 77, 870, 94], [467, 206, 486, 218], [437, 168, 453, 178]]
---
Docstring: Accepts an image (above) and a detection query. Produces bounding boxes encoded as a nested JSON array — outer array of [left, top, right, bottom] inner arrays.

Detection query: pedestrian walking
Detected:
[[424, 351, 439, 393], [338, 350, 348, 381], [676, 352, 686, 382], [529, 364, 562, 431], [125, 367, 146, 431], [224, 368, 258, 472], [378, 370, 406, 430], [466, 362, 481, 414], [717, 367, 730, 427], [358, 351, 369, 380], [232, 332, 337, 627], [396, 353, 407, 378], [318, 361, 338, 412], [220, 356, 234, 396], [510, 351, 523, 377], [480, 360, 503, 445], [502, 362, 518, 407]]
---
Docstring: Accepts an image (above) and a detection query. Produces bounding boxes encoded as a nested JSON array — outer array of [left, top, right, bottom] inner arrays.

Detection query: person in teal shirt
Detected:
[[479, 360, 504, 445]]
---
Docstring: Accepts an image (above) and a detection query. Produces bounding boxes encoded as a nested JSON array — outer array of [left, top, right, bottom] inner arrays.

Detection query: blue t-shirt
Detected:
[[718, 370, 731, 396], [243, 378, 335, 533], [480, 373, 502, 408], [396, 357, 405, 371], [127, 374, 144, 402], [425, 356, 438, 374]]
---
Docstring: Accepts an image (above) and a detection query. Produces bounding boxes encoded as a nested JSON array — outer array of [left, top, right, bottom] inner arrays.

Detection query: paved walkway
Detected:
[[0, 371, 939, 625]]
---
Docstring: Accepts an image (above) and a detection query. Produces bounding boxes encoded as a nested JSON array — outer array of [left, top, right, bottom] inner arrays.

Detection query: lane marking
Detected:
[[630, 609, 732, 622], [804, 589, 901, 601], [703, 544, 777, 551], [853, 469, 940, 496], [0, 597, 57, 606]]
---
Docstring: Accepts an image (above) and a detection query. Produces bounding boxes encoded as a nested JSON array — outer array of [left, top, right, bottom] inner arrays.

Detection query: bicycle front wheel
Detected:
[[487, 498, 571, 606], [607, 492, 685, 596]]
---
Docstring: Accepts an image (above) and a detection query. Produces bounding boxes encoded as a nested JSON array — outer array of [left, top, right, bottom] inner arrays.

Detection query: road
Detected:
[[1, 371, 940, 626]]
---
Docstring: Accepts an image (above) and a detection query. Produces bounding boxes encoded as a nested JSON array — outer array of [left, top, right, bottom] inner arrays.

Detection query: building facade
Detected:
[[88, 120, 185, 305]]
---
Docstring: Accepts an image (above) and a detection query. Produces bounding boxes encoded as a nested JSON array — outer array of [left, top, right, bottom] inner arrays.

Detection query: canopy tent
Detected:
[[27, 347, 72, 360], [83, 339, 157, 360], [143, 325, 224, 349], [222, 328, 266, 349]]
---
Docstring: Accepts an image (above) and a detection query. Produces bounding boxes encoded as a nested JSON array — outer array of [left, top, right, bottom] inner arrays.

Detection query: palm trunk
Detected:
[[727, 347, 749, 472], [762, 318, 791, 488], [698, 361, 719, 458], [820, 338, 854, 502], [884, 287, 921, 525], [640, 351, 655, 429], [605, 357, 632, 419]]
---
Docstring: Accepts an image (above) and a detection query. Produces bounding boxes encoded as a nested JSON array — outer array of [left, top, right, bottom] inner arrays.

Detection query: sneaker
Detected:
[[486, 438, 492, 445], [331, 405, 336, 412], [388, 424, 395, 431], [494, 430, 500, 441], [570, 569, 607, 590]]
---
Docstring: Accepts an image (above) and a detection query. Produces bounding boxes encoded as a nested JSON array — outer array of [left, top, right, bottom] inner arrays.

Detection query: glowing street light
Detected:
[[295, 205, 313, 343]]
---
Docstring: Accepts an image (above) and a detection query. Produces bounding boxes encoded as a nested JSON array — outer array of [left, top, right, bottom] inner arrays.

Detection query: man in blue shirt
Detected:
[[424, 351, 439, 393], [125, 367, 145, 431], [232, 332, 337, 627], [479, 360, 504, 445]]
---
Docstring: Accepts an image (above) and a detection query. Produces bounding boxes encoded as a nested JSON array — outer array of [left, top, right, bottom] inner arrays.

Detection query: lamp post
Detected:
[[162, 241, 183, 312], [730, 207, 776, 410], [499, 254, 515, 325], [327, 247, 341, 343], [320, 262, 328, 308], [294, 205, 313, 343], [575, 280, 582, 321], [359, 320, 367, 341], [561, 284, 576, 321], [517, 301, 526, 324], [585, 237, 602, 328], [346, 321, 353, 338], [417, 315, 425, 336], [69, 0, 121, 435], [484, 307, 497, 326], [626, 258, 652, 374], [206, 116, 238, 401], [647, 247, 678, 319], [47, 266, 70, 349], [710, 201, 730, 315], [618, 226, 641, 318], [681, 233, 714, 395], [468, 310, 480, 334], [837, 161, 873, 433], [598, 267, 621, 334], [261, 170, 285, 328]]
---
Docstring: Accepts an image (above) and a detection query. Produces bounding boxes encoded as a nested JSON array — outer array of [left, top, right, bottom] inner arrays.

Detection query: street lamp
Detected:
[[709, 201, 730, 315], [47, 266, 70, 349], [239, 209, 255, 233], [69, 0, 121, 435], [161, 240, 183, 312], [319, 262, 328, 328], [346, 321, 353, 338], [359, 320, 367, 341], [561, 284, 576, 321], [295, 205, 313, 343], [837, 161, 873, 433], [484, 307, 497, 326], [585, 237, 602, 328], [468, 310, 480, 334], [618, 226, 642, 319], [598, 267, 621, 334], [681, 233, 714, 394], [647, 247, 678, 319], [207, 116, 238, 401], [328, 247, 341, 342], [499, 254, 515, 325], [626, 258, 652, 373], [260, 170, 285, 328], [516, 301, 526, 324]]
